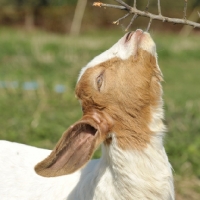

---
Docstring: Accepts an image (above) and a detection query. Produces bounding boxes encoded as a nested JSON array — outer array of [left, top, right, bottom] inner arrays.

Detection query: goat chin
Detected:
[[0, 29, 174, 200]]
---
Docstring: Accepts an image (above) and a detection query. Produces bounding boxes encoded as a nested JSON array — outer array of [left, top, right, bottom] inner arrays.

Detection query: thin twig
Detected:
[[133, 0, 136, 8], [198, 11, 200, 18], [93, 2, 127, 10], [145, 0, 150, 12], [115, 0, 132, 10], [93, 1, 200, 29], [157, 0, 162, 15], [113, 13, 130, 25], [146, 18, 152, 31], [183, 0, 188, 19], [125, 14, 138, 31]]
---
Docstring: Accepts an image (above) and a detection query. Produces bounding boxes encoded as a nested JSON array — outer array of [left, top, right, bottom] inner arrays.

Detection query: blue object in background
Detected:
[[0, 81, 19, 89], [54, 84, 66, 93], [0, 80, 66, 93], [23, 82, 38, 90]]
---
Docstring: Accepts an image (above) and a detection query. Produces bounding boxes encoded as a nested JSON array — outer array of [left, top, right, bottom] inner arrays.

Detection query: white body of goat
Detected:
[[0, 30, 174, 200]]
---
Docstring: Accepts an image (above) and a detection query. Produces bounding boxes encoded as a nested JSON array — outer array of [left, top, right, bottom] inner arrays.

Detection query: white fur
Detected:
[[0, 30, 174, 200], [0, 128, 174, 200], [0, 141, 81, 200], [78, 30, 156, 82], [67, 131, 174, 200]]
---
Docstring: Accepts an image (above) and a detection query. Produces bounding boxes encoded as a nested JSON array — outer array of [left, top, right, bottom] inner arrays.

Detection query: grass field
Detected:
[[0, 27, 200, 199]]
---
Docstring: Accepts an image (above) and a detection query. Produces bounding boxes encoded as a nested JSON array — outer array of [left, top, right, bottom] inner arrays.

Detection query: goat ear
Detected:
[[35, 119, 99, 177]]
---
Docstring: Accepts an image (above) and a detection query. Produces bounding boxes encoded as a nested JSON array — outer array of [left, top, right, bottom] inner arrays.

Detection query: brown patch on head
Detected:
[[35, 32, 163, 177], [76, 48, 162, 150]]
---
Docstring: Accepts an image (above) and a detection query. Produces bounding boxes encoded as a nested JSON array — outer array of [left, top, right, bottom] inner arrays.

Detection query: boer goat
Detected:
[[0, 30, 174, 200]]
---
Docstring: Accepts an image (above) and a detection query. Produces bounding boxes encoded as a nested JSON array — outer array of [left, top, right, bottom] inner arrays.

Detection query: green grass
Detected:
[[155, 34, 200, 178], [0, 28, 200, 199]]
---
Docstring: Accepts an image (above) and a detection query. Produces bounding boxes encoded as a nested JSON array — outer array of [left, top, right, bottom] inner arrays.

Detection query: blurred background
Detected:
[[0, 0, 200, 199]]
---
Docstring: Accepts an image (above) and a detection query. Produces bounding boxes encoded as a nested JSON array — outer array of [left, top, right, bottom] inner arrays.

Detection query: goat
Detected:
[[0, 29, 174, 200]]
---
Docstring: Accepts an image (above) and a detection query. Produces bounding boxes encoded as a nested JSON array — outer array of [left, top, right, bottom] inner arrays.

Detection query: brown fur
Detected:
[[35, 46, 163, 177], [76, 49, 162, 150]]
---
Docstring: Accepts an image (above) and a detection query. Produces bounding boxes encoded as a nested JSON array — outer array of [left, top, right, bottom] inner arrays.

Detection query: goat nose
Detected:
[[135, 29, 143, 34], [134, 29, 144, 41], [124, 29, 144, 45]]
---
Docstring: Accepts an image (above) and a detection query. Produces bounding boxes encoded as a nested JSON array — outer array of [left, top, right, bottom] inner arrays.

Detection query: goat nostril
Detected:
[[125, 32, 133, 43]]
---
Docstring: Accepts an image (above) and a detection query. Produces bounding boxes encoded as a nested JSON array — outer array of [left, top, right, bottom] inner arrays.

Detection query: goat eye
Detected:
[[96, 74, 103, 91]]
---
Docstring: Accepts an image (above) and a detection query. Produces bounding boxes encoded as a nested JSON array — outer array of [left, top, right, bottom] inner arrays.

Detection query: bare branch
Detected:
[[133, 0, 136, 8], [93, 0, 200, 29], [146, 18, 153, 31], [113, 13, 130, 25], [157, 0, 162, 15], [183, 0, 188, 19], [145, 0, 150, 12], [115, 0, 132, 10], [93, 2, 127, 10], [125, 14, 138, 31]]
